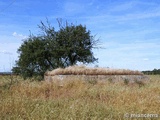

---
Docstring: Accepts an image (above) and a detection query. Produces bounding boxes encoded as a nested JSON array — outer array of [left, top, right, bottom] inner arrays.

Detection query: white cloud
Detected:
[[0, 43, 20, 72], [0, 50, 12, 55], [93, 41, 160, 70], [88, 0, 95, 6], [12, 32, 28, 39], [143, 58, 149, 61], [109, 1, 157, 12], [64, 2, 84, 14], [110, 1, 136, 12]]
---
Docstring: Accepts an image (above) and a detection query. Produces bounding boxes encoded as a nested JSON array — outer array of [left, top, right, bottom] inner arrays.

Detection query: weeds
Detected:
[[108, 78, 113, 83], [87, 79, 98, 85], [135, 79, 145, 88], [124, 78, 129, 85], [45, 65, 143, 76], [0, 75, 160, 119]]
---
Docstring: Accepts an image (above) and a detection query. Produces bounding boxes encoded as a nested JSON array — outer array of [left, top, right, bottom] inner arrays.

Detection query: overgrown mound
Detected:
[[45, 65, 143, 76]]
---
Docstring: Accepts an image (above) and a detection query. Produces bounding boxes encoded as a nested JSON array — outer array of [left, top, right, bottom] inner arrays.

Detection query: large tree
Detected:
[[12, 20, 99, 80]]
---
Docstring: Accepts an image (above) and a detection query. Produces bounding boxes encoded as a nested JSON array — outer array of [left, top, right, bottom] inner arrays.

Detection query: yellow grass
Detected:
[[45, 65, 143, 76], [0, 75, 159, 119]]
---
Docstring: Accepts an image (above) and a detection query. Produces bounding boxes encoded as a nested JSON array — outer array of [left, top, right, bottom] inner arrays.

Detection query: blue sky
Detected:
[[0, 0, 160, 72]]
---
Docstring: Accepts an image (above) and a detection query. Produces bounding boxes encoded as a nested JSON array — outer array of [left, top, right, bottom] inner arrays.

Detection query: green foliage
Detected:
[[12, 19, 99, 80], [12, 36, 55, 80], [142, 68, 160, 75]]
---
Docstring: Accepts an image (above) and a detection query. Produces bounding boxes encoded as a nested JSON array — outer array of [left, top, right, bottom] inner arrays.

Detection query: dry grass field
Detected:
[[0, 74, 160, 120], [45, 65, 143, 76]]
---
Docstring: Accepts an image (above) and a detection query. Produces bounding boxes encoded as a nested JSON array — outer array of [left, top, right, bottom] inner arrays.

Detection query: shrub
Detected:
[[108, 78, 113, 83], [124, 78, 129, 85], [135, 80, 145, 88]]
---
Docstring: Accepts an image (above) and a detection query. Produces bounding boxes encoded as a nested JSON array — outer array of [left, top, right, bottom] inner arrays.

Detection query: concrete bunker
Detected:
[[44, 65, 149, 84]]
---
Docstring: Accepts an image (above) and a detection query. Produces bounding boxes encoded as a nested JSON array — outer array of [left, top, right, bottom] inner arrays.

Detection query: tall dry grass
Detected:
[[45, 65, 143, 76], [0, 75, 160, 119]]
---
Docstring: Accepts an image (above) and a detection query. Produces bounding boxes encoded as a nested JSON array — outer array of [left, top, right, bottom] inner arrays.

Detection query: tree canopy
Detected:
[[12, 20, 99, 80]]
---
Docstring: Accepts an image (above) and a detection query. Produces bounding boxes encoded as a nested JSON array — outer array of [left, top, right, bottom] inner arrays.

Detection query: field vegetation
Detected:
[[45, 65, 143, 76], [0, 75, 160, 119]]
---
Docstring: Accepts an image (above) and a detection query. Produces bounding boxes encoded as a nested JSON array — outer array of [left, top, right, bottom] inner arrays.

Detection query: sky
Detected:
[[0, 0, 160, 72]]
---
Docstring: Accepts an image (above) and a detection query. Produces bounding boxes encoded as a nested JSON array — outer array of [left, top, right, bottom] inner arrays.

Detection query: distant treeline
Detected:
[[0, 72, 12, 75], [142, 69, 160, 75]]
